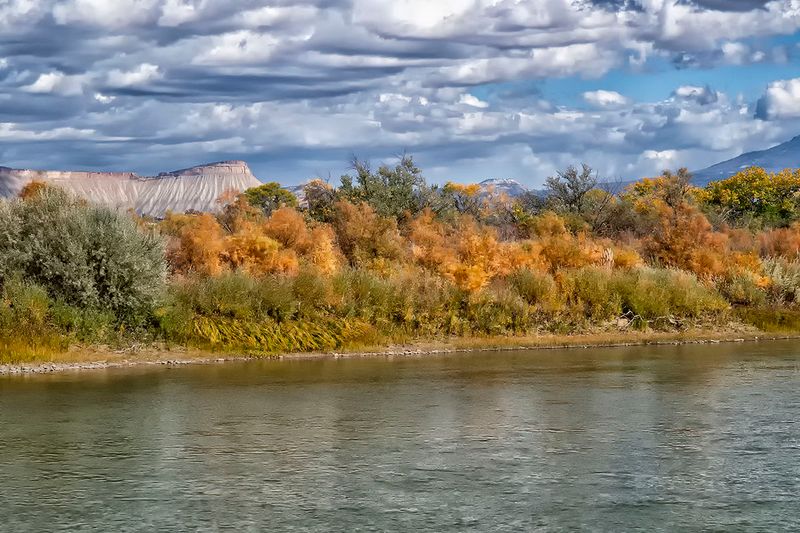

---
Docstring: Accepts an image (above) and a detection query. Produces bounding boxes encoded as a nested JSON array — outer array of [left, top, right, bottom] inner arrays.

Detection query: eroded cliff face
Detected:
[[0, 161, 262, 218]]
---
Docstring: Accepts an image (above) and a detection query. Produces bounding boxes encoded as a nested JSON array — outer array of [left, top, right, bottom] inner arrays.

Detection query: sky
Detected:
[[2, 1, 800, 187]]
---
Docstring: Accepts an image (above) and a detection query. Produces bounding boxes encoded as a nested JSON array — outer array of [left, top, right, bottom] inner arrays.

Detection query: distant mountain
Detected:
[[478, 178, 529, 197], [0, 160, 262, 218], [692, 135, 800, 185]]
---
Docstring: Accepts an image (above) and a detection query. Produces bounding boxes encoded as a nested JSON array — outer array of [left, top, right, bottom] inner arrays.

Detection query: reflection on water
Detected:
[[1, 341, 799, 531]]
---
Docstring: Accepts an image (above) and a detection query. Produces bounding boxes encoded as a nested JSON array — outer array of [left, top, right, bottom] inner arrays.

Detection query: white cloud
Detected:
[[3, 0, 800, 184], [0, 122, 97, 140], [643, 149, 677, 161], [0, 0, 47, 31], [23, 71, 88, 96], [106, 63, 162, 87], [192, 31, 282, 65], [583, 90, 628, 107], [352, 0, 477, 36], [458, 94, 489, 108], [438, 43, 618, 85], [158, 0, 198, 27], [231, 5, 318, 28], [672, 85, 720, 105], [53, 0, 159, 28], [94, 92, 115, 104], [756, 77, 800, 119]]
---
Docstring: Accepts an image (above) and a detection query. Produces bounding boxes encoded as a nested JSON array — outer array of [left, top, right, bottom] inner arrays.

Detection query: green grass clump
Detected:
[[561, 267, 623, 321], [736, 307, 800, 333]]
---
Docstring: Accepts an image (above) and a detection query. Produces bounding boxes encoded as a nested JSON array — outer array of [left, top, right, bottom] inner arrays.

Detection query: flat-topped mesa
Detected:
[[156, 160, 255, 179], [0, 161, 262, 218]]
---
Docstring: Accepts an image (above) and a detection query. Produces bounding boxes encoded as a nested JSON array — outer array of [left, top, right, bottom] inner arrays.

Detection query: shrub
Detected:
[[762, 258, 800, 305], [0, 186, 166, 326], [618, 268, 727, 319], [760, 224, 800, 258], [162, 212, 226, 276], [0, 278, 65, 362], [559, 267, 727, 325], [560, 267, 622, 321], [332, 201, 405, 267], [717, 273, 767, 307], [466, 288, 530, 335], [508, 269, 562, 311]]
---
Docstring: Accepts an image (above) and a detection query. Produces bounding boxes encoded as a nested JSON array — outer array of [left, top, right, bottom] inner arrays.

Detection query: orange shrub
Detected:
[[217, 194, 264, 233], [408, 210, 458, 271], [18, 180, 49, 200], [222, 225, 299, 276], [527, 212, 603, 271], [409, 211, 550, 291], [643, 202, 729, 278], [263, 207, 312, 252], [332, 200, 405, 266], [611, 247, 643, 269], [723, 227, 757, 253], [307, 225, 341, 274], [760, 224, 800, 258], [163, 213, 227, 276]]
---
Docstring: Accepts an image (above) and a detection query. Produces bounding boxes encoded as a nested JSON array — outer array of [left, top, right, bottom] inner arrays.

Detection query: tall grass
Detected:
[[0, 277, 119, 363], [558, 266, 727, 328], [151, 264, 733, 355]]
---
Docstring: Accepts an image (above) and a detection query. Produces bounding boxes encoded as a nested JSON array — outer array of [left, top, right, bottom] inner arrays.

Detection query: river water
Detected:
[[1, 341, 799, 531]]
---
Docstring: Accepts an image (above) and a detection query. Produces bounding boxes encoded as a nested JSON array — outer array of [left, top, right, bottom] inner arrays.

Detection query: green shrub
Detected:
[[50, 302, 116, 344], [615, 269, 671, 319], [0, 277, 52, 335], [737, 307, 800, 333], [332, 269, 395, 319], [508, 269, 562, 311], [0, 278, 66, 362], [620, 268, 728, 319], [717, 273, 767, 307], [561, 267, 622, 321], [467, 288, 530, 335], [558, 267, 727, 326], [292, 267, 334, 316], [0, 187, 166, 327], [762, 258, 800, 305]]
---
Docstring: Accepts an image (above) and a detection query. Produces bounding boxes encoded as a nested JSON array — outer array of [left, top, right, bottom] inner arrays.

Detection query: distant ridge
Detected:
[[692, 135, 800, 185], [0, 160, 262, 218]]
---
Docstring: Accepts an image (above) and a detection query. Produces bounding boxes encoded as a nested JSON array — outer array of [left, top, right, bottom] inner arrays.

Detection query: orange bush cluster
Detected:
[[760, 224, 800, 258], [160, 169, 800, 299], [406, 209, 640, 292], [162, 204, 342, 278]]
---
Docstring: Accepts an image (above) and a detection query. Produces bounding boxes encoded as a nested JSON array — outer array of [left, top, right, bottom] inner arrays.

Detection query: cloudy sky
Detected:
[[2, 0, 800, 186]]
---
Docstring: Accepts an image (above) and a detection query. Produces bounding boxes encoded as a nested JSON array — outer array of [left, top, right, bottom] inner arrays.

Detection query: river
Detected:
[[1, 341, 799, 531]]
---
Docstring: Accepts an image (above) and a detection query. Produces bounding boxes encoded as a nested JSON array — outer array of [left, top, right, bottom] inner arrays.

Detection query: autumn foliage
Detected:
[[10, 162, 800, 362]]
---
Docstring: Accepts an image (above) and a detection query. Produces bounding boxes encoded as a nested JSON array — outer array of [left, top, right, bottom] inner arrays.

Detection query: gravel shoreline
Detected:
[[2, 332, 796, 376]]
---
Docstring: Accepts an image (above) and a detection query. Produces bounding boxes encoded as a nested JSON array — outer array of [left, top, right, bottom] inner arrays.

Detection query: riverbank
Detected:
[[2, 327, 798, 375]]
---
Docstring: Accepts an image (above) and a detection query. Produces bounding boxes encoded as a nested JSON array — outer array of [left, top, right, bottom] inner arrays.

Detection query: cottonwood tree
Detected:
[[243, 182, 298, 216], [338, 154, 431, 219], [544, 163, 598, 213]]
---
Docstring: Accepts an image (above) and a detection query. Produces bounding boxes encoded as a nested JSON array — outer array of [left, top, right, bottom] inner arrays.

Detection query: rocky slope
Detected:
[[0, 161, 262, 218]]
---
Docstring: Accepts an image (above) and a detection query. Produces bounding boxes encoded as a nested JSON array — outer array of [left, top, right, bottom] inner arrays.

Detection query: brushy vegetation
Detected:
[[4, 159, 800, 363]]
